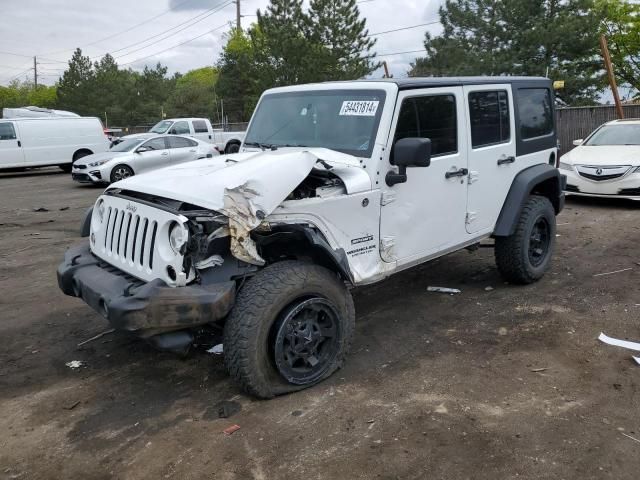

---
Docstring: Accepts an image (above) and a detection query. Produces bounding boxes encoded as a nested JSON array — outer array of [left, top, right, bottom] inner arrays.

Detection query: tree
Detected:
[[57, 48, 95, 114], [166, 67, 219, 119], [598, 0, 640, 94], [411, 0, 603, 104], [308, 0, 379, 80]]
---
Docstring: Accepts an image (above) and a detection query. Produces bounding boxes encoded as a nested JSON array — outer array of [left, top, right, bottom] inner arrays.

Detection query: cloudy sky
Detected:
[[0, 0, 445, 86]]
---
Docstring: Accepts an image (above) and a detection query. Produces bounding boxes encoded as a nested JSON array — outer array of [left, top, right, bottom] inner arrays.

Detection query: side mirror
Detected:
[[572, 139, 583, 147], [386, 138, 432, 187], [169, 129, 177, 135], [136, 146, 150, 153]]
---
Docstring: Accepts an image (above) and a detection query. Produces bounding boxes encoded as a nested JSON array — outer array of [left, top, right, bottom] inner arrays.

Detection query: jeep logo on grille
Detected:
[[126, 203, 137, 213], [596, 168, 603, 175]]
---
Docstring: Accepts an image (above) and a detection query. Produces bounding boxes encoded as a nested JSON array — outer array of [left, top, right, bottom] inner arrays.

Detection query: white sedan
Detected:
[[71, 134, 218, 184], [559, 119, 640, 200]]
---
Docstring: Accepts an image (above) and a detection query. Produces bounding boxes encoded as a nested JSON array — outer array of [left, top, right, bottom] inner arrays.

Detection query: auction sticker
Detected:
[[339, 100, 379, 116]]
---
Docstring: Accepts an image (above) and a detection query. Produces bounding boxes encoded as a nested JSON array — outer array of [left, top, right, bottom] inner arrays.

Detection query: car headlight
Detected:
[[169, 222, 188, 253], [96, 199, 105, 222], [88, 159, 112, 167], [558, 161, 573, 171]]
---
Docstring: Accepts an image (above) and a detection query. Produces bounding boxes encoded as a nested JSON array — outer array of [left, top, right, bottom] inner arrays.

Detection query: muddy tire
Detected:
[[495, 195, 556, 284], [223, 261, 355, 399]]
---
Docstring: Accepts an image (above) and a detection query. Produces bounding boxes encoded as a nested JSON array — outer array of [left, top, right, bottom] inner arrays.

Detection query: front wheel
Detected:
[[110, 164, 134, 183], [223, 261, 355, 398], [495, 195, 556, 284]]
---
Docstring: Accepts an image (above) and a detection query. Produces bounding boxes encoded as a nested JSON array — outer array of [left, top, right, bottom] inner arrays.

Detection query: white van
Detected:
[[0, 117, 109, 172]]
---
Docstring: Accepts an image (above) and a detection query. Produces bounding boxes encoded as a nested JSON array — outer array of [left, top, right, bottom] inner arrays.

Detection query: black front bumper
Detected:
[[57, 243, 236, 337]]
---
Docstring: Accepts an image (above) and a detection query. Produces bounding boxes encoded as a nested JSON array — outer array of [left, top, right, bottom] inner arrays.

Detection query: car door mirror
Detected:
[[136, 146, 150, 153], [572, 139, 583, 147], [386, 138, 432, 187], [169, 129, 177, 135]]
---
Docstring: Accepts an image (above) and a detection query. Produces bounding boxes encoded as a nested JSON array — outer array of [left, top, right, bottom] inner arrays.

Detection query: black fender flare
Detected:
[[80, 206, 93, 237], [493, 164, 566, 237]]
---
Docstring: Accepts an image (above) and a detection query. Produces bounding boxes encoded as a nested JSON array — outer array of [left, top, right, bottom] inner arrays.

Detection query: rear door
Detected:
[[192, 120, 212, 143], [464, 85, 516, 234], [134, 137, 171, 173], [167, 136, 199, 163], [0, 121, 24, 167]]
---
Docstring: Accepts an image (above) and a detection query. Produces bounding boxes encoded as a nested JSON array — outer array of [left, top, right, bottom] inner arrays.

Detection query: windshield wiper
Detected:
[[244, 141, 278, 151]]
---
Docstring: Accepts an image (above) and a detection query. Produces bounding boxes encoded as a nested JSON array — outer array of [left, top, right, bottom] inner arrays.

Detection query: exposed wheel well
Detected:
[[73, 149, 93, 161], [531, 177, 561, 213], [225, 140, 241, 153]]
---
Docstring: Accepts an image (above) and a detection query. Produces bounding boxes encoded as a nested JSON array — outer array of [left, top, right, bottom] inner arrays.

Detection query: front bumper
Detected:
[[72, 169, 104, 184], [57, 243, 236, 337], [562, 167, 640, 198]]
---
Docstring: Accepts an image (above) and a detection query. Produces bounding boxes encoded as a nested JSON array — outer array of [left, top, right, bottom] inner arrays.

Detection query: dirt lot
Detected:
[[1, 168, 639, 480]]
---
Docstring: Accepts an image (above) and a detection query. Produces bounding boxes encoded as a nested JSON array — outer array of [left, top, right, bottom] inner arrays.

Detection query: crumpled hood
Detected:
[[563, 145, 640, 166], [74, 150, 130, 166], [110, 147, 371, 215]]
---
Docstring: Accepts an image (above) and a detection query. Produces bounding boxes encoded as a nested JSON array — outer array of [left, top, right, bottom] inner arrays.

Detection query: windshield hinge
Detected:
[[381, 191, 396, 206]]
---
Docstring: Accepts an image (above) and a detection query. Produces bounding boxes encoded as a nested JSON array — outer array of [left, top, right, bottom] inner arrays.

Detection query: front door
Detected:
[[463, 85, 517, 234], [0, 121, 24, 167], [380, 87, 469, 267]]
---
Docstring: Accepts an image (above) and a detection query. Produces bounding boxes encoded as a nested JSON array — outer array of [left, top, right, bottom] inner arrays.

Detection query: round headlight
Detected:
[[169, 222, 188, 253], [97, 200, 105, 222]]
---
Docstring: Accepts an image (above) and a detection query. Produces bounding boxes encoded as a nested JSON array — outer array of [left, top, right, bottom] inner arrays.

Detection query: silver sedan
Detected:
[[71, 135, 218, 184]]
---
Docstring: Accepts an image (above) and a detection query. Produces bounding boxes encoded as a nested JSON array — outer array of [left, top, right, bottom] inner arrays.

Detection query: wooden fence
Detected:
[[556, 104, 640, 154]]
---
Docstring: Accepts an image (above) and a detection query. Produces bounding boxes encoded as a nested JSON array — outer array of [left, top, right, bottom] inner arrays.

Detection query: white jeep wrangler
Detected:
[[58, 77, 565, 398]]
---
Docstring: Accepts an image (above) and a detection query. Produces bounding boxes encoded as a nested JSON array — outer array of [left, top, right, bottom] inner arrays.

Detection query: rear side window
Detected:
[[192, 120, 208, 133], [517, 89, 553, 139], [0, 122, 16, 140], [394, 95, 457, 157], [469, 91, 510, 148], [171, 121, 190, 135], [142, 137, 167, 150], [168, 136, 197, 148]]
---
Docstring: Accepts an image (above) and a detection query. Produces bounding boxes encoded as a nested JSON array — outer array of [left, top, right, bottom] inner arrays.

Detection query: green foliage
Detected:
[[598, 0, 640, 94], [411, 0, 604, 105], [0, 80, 57, 111], [166, 66, 219, 118]]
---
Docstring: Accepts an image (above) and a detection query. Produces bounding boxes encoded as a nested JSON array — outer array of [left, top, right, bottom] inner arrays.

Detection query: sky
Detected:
[[0, 0, 446, 86]]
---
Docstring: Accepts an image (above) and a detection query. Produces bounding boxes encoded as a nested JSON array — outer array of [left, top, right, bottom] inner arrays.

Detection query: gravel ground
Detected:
[[1, 168, 639, 480]]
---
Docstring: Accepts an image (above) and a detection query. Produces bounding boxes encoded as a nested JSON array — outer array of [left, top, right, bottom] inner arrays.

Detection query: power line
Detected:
[[120, 23, 230, 67], [108, 1, 233, 61], [0, 50, 33, 59], [1, 66, 34, 85], [377, 49, 425, 57], [369, 20, 440, 37], [39, 0, 199, 57]]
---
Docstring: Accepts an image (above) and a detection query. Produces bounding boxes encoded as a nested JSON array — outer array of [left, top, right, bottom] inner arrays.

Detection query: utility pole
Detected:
[[235, 0, 241, 31], [33, 56, 37, 88], [382, 61, 390, 79], [600, 34, 624, 119]]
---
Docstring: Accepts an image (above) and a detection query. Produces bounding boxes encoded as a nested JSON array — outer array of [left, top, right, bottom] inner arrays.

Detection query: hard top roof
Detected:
[[365, 76, 551, 90]]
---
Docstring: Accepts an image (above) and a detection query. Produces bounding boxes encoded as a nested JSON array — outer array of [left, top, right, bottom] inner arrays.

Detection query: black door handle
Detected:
[[17, 140, 21, 147], [445, 168, 468, 179], [497, 156, 515, 165]]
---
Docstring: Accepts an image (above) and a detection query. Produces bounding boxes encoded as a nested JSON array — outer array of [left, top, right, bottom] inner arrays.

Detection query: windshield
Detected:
[[584, 124, 640, 146], [110, 138, 145, 152], [244, 89, 387, 157], [149, 120, 173, 134]]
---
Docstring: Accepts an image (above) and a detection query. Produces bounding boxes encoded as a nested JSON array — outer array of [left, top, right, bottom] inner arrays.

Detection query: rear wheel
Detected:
[[225, 142, 240, 154], [61, 150, 91, 173], [224, 261, 355, 398], [110, 164, 134, 183], [495, 195, 556, 284]]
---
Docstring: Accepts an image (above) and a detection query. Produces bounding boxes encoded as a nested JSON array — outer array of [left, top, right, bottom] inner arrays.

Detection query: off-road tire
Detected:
[[223, 261, 355, 399], [495, 195, 556, 284]]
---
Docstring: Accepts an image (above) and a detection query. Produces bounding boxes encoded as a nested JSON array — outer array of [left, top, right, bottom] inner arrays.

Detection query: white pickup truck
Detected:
[[120, 118, 245, 154]]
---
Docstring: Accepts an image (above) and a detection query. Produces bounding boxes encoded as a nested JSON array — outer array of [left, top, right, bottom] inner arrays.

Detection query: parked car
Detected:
[[0, 116, 109, 172], [58, 77, 565, 398], [559, 119, 640, 200], [120, 118, 245, 154], [71, 135, 217, 184]]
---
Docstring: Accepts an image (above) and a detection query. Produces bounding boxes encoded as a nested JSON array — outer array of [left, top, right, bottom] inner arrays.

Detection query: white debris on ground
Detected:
[[65, 360, 84, 369], [598, 333, 640, 365], [427, 286, 461, 295], [207, 344, 224, 355]]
